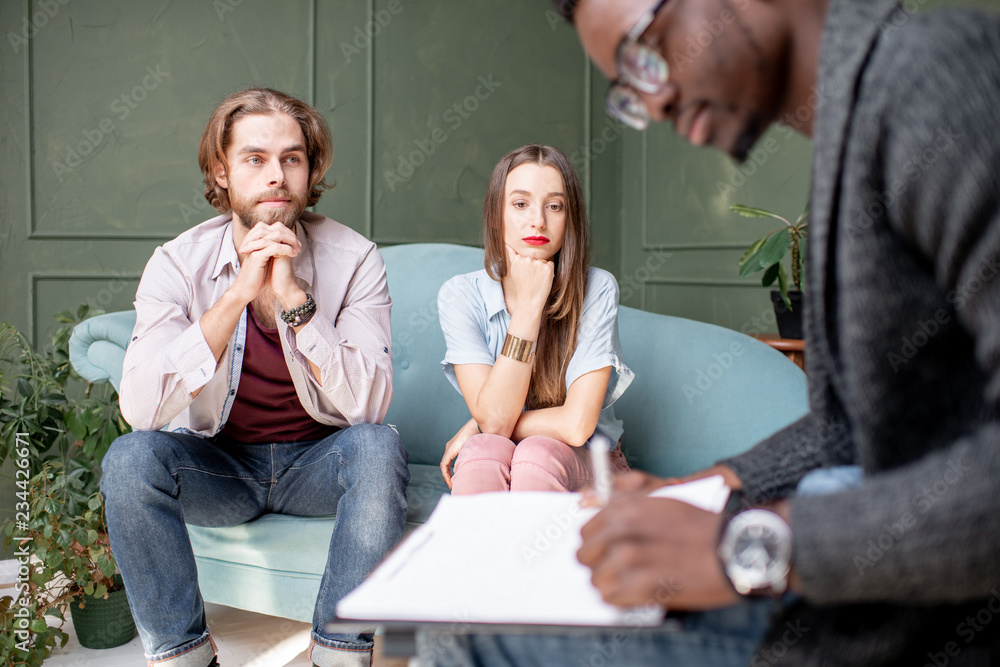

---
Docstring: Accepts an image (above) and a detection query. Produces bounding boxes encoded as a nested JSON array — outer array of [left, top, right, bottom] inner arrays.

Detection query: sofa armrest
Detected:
[[69, 311, 137, 392]]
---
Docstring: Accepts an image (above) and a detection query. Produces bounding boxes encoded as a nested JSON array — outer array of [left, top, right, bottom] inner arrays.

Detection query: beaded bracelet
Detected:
[[280, 293, 316, 327]]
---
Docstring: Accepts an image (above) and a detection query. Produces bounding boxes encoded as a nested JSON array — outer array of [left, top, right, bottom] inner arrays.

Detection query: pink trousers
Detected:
[[451, 433, 630, 495]]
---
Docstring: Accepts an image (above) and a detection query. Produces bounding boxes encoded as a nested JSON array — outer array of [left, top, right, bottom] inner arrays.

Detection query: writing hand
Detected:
[[579, 470, 672, 508], [578, 495, 740, 610]]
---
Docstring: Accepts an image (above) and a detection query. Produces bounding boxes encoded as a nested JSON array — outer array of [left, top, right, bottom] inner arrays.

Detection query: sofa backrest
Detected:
[[381, 244, 485, 465], [70, 242, 809, 478], [613, 306, 807, 477]]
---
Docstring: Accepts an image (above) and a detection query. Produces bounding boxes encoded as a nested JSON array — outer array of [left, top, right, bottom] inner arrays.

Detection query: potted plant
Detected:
[[1, 306, 135, 665], [3, 462, 136, 662], [733, 203, 809, 339]]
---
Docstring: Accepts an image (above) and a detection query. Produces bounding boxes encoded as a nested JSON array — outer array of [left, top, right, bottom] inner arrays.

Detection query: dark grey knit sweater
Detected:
[[718, 0, 1000, 663]]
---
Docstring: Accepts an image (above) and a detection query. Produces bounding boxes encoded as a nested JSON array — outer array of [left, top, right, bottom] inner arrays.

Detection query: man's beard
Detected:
[[231, 188, 309, 230]]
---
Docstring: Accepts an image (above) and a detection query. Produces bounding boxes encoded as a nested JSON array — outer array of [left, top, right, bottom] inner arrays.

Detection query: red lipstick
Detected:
[[523, 236, 549, 246]]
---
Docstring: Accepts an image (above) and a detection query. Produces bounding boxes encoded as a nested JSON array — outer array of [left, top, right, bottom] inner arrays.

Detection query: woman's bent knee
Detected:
[[455, 434, 516, 466], [510, 436, 574, 466]]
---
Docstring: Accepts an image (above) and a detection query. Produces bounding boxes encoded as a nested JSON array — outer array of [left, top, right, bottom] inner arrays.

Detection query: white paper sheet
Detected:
[[336, 476, 730, 626]]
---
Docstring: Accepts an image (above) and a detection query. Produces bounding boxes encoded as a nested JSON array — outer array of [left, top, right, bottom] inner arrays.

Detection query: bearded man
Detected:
[[102, 88, 408, 667]]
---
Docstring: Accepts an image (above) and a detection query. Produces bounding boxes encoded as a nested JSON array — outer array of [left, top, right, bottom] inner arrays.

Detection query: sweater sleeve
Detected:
[[718, 333, 857, 503], [791, 12, 1000, 605]]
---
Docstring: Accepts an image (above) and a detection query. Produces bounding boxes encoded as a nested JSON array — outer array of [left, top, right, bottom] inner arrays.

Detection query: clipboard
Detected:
[[335, 476, 730, 629]]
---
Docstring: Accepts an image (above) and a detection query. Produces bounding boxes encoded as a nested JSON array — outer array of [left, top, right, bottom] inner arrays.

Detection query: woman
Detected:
[[438, 144, 633, 494]]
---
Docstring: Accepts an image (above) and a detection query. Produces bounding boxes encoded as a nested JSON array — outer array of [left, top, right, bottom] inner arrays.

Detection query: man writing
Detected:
[[418, 0, 1000, 664], [102, 88, 409, 667]]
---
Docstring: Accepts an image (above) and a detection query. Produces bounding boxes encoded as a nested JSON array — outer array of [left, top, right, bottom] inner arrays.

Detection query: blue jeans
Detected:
[[414, 466, 863, 667], [414, 601, 775, 667], [101, 424, 409, 667]]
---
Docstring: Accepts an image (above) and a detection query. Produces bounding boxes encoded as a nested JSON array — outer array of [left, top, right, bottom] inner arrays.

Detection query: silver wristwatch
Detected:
[[717, 508, 793, 597]]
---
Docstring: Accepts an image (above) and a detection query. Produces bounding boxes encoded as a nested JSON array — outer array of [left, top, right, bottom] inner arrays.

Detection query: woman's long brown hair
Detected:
[[482, 144, 590, 410]]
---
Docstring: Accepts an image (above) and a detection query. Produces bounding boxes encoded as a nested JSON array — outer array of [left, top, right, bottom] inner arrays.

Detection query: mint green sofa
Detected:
[[69, 243, 808, 622]]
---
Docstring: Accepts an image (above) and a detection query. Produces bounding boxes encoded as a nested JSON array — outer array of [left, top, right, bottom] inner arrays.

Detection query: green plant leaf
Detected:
[[761, 262, 781, 287], [738, 237, 767, 273], [756, 229, 790, 270], [77, 303, 90, 320], [64, 411, 86, 441], [16, 379, 33, 399], [729, 204, 788, 224], [739, 237, 772, 277], [94, 583, 107, 599], [53, 310, 75, 323], [83, 408, 102, 432], [40, 392, 65, 406], [30, 619, 49, 633], [778, 265, 792, 309]]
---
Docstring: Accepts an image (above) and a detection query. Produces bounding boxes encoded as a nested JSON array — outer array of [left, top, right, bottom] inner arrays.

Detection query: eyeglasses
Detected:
[[605, 0, 671, 131]]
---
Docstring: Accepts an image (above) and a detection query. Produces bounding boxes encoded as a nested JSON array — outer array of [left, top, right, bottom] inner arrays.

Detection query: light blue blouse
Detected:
[[437, 267, 634, 444]]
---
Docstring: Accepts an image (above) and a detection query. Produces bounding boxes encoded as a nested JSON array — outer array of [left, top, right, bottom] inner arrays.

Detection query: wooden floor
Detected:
[[17, 600, 410, 667]]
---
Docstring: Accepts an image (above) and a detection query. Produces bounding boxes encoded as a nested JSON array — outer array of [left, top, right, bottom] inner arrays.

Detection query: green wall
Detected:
[[11, 0, 993, 548]]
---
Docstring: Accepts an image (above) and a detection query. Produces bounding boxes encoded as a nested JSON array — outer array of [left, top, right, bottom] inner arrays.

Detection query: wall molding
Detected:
[[29, 271, 142, 347]]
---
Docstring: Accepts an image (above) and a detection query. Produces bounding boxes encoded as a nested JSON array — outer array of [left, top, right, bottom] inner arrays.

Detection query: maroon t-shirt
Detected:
[[220, 304, 339, 443]]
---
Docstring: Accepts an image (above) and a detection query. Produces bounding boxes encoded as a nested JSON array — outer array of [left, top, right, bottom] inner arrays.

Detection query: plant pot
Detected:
[[69, 574, 136, 649], [770, 290, 804, 340]]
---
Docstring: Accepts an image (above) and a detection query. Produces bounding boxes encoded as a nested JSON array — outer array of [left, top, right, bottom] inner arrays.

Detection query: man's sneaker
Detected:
[[207, 658, 220, 667]]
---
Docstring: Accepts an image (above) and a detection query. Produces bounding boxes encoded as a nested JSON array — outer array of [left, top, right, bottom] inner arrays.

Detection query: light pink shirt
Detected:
[[119, 211, 393, 435]]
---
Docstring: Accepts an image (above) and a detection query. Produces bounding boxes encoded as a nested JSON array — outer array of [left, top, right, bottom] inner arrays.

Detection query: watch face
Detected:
[[720, 510, 792, 595], [733, 524, 782, 574]]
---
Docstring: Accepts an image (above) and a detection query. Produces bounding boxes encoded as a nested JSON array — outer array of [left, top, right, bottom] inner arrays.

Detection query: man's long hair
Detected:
[[198, 88, 333, 212], [482, 144, 591, 410]]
